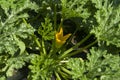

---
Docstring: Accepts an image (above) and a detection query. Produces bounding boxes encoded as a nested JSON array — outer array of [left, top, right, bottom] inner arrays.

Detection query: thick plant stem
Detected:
[[31, 34, 41, 51], [22, 18, 32, 28], [68, 40, 98, 57], [23, 18, 43, 54], [58, 70, 69, 79], [59, 34, 92, 59], [35, 38, 41, 49], [42, 39, 46, 55], [61, 67, 72, 75], [55, 71, 61, 80], [48, 47, 58, 57]]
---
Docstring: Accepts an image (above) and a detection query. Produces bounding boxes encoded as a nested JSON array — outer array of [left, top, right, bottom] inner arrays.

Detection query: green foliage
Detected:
[[91, 0, 120, 47], [61, 0, 90, 19], [6, 53, 34, 76], [0, 0, 38, 55], [67, 58, 86, 80], [86, 47, 120, 80], [67, 47, 120, 80], [0, 0, 120, 80], [0, 0, 38, 16], [28, 54, 59, 80], [0, 77, 5, 80], [0, 53, 34, 80], [0, 0, 38, 79], [38, 18, 55, 40]]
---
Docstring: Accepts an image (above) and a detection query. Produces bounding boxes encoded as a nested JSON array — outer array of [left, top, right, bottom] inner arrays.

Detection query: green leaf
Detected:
[[0, 0, 39, 17], [13, 35, 25, 54], [66, 58, 86, 79], [0, 76, 6, 80], [38, 17, 55, 40], [86, 47, 107, 71], [86, 47, 120, 80], [6, 54, 34, 77], [0, 0, 35, 55], [61, 0, 90, 19], [91, 0, 120, 47], [28, 54, 60, 80]]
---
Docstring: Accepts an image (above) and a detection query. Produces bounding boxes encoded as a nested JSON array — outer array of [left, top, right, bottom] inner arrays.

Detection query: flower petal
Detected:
[[59, 27, 63, 37], [62, 33, 71, 41], [55, 27, 71, 48]]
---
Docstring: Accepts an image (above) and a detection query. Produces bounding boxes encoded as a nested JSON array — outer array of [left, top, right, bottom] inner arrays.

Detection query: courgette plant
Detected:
[[0, 0, 120, 80]]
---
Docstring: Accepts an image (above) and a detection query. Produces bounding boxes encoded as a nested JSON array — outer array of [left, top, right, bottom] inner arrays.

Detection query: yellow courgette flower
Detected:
[[55, 27, 71, 48]]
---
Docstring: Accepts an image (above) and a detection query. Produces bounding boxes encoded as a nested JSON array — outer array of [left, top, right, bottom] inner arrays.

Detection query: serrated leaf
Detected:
[[66, 58, 86, 79], [86, 47, 120, 80], [38, 17, 55, 40], [91, 0, 120, 47], [61, 0, 90, 19], [13, 35, 25, 54]]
